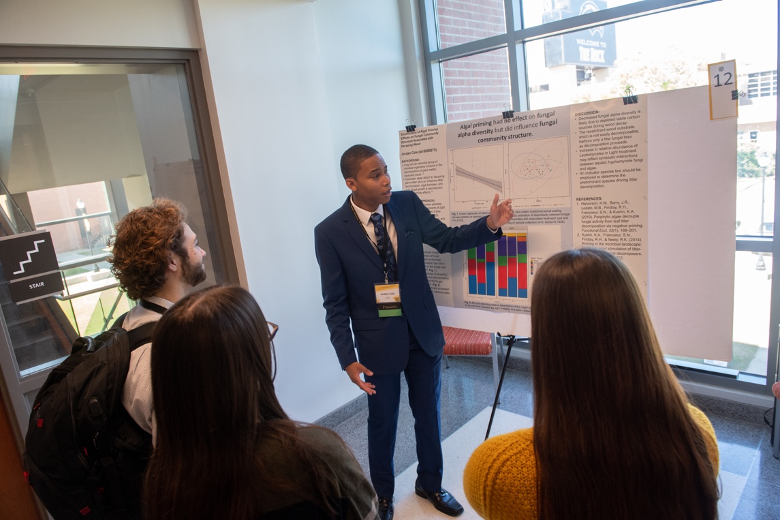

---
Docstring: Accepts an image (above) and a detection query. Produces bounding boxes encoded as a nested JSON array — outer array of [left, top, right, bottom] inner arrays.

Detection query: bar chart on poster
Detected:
[[466, 232, 528, 299], [399, 86, 737, 360]]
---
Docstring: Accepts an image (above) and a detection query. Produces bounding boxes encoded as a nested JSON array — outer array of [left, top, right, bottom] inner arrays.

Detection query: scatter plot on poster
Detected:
[[509, 136, 569, 199]]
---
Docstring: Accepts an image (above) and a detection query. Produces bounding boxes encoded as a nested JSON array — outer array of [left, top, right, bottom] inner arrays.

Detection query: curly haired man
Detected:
[[108, 198, 207, 441]]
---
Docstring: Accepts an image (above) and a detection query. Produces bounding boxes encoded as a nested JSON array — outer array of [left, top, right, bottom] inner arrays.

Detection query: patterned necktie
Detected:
[[370, 212, 398, 282]]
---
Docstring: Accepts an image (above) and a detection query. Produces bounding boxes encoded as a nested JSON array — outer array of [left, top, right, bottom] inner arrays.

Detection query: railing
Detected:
[[36, 211, 112, 227], [29, 209, 127, 335], [48, 238, 126, 336], [0, 194, 128, 338], [0, 176, 33, 235], [57, 252, 112, 272]]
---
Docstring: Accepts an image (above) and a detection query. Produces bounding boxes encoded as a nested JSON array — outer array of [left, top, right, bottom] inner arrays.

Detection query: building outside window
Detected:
[[418, 0, 779, 394]]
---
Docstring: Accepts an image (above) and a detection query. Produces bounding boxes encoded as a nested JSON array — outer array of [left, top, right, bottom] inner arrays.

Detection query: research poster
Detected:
[[399, 96, 649, 315]]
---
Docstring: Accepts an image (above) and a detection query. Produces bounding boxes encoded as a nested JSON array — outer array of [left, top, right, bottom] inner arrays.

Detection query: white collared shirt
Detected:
[[121, 295, 174, 447], [350, 197, 399, 256]]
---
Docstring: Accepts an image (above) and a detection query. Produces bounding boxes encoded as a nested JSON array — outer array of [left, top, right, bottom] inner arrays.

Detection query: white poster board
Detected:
[[400, 86, 736, 360]]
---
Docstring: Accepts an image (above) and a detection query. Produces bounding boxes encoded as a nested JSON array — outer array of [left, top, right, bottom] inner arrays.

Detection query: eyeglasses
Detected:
[[267, 321, 279, 341]]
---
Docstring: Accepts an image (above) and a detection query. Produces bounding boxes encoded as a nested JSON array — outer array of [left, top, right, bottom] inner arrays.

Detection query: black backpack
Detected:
[[23, 309, 160, 520]]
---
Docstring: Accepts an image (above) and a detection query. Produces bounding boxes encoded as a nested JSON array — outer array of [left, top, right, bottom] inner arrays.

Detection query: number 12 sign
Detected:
[[708, 60, 738, 120]]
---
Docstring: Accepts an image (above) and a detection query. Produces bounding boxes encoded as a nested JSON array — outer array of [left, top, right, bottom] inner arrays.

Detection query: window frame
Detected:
[[416, 0, 780, 398], [0, 46, 241, 440]]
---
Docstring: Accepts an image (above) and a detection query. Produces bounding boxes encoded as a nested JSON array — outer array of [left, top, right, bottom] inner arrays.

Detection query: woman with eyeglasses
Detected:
[[463, 248, 720, 520], [143, 285, 378, 520]]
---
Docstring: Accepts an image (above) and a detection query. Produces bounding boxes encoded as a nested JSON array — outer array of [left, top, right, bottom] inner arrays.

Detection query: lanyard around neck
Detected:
[[138, 298, 167, 315]]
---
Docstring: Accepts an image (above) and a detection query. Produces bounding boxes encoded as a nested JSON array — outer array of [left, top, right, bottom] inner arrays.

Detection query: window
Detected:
[[418, 0, 779, 395], [434, 0, 507, 50], [747, 71, 778, 99], [441, 48, 513, 122], [0, 48, 238, 437]]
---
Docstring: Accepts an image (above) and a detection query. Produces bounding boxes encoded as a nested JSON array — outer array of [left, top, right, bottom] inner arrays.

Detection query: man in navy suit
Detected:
[[315, 145, 513, 519]]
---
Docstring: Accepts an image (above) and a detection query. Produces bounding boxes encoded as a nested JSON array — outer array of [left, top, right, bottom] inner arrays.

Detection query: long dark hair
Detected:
[[144, 285, 345, 519], [531, 248, 718, 519]]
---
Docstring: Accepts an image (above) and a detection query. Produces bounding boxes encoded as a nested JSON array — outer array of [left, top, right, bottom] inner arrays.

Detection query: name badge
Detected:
[[375, 283, 402, 317]]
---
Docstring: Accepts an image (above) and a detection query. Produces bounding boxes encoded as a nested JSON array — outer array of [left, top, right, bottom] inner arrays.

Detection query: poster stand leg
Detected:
[[485, 335, 527, 440]]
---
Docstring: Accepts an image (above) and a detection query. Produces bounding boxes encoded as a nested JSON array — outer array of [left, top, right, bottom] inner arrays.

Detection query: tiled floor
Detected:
[[324, 356, 780, 519]]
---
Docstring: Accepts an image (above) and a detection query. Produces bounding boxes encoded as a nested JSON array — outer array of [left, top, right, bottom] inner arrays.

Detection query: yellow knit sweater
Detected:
[[463, 404, 719, 520]]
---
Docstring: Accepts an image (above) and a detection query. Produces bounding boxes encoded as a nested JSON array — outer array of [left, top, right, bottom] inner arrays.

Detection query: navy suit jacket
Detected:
[[315, 191, 501, 374]]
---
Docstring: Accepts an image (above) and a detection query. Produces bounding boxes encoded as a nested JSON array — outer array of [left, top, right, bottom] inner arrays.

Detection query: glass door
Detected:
[[0, 54, 234, 439]]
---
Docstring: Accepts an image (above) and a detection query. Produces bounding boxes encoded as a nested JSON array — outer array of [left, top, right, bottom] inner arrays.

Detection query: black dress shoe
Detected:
[[414, 481, 464, 517], [377, 496, 394, 520]]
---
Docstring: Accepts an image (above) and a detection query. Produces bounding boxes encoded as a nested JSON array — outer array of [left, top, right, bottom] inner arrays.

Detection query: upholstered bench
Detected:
[[442, 326, 503, 393]]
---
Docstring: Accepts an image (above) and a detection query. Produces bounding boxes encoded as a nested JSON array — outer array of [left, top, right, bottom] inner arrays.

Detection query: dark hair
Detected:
[[108, 198, 188, 300], [531, 248, 718, 520], [144, 285, 348, 519], [340, 144, 379, 179]]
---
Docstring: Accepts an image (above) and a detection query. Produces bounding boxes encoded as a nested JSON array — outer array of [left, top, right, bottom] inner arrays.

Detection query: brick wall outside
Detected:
[[436, 0, 512, 122], [27, 183, 110, 255]]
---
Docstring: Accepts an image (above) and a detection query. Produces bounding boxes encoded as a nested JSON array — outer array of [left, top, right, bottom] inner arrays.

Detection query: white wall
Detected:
[[0, 0, 417, 422], [192, 0, 359, 421], [312, 0, 413, 191], [193, 0, 416, 421], [0, 0, 198, 48]]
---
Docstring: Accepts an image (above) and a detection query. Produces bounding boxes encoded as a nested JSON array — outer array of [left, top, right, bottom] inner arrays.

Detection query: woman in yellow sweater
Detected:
[[464, 248, 720, 520]]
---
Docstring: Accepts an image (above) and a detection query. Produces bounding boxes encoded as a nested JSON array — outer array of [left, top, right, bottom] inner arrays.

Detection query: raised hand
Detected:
[[486, 193, 514, 229]]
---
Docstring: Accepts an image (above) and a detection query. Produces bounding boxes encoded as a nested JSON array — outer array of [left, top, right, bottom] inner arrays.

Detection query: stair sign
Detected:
[[0, 231, 64, 304]]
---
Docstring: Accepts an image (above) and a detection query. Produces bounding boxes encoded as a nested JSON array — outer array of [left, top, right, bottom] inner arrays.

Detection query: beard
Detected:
[[181, 255, 207, 287]]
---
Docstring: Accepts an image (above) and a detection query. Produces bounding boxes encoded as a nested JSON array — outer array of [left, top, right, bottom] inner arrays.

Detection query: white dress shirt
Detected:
[[121, 295, 173, 446], [350, 197, 399, 257]]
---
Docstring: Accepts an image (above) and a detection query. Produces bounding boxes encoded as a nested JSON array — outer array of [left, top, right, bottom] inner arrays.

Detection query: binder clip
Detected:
[[502, 104, 514, 119], [731, 90, 739, 101], [405, 119, 416, 132], [622, 86, 638, 105]]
